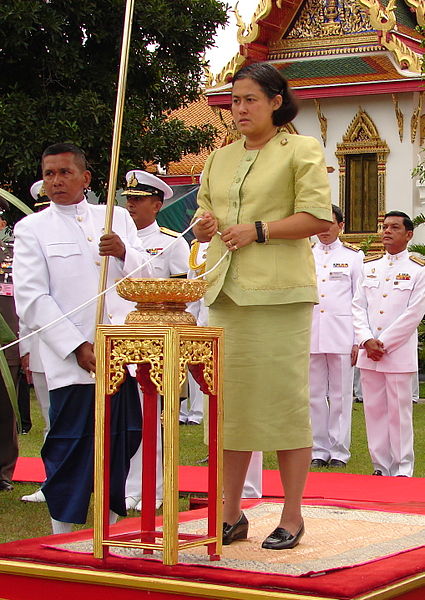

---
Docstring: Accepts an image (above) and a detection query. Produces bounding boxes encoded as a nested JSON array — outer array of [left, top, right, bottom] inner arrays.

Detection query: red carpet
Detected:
[[14, 456, 425, 507], [12, 457, 46, 483], [1, 499, 425, 600], [5, 463, 425, 599]]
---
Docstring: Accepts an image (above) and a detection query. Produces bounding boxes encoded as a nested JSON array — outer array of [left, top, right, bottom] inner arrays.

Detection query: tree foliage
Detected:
[[0, 0, 228, 212]]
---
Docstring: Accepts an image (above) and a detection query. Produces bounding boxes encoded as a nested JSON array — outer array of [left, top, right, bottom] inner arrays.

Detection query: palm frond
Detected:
[[413, 213, 425, 228], [0, 313, 21, 430], [0, 351, 21, 431], [0, 189, 33, 216], [408, 243, 425, 256]]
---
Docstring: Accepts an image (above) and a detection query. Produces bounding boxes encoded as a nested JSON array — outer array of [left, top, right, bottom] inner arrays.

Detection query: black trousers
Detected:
[[0, 365, 19, 484]]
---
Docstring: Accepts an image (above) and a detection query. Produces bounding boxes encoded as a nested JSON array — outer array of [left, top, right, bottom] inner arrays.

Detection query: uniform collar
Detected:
[[385, 249, 409, 261], [318, 238, 342, 252], [50, 197, 88, 216], [137, 220, 160, 238]]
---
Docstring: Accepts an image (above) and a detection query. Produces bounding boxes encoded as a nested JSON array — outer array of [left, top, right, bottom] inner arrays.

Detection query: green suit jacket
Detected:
[[195, 132, 333, 306]]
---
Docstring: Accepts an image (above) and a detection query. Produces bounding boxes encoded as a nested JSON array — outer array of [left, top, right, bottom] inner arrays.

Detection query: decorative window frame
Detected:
[[335, 107, 389, 242]]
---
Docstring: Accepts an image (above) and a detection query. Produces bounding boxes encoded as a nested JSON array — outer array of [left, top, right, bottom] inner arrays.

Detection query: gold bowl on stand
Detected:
[[116, 278, 207, 325]]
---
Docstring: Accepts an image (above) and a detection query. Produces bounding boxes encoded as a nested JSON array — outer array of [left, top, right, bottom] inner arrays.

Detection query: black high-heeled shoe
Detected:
[[261, 521, 304, 550], [222, 512, 249, 545]]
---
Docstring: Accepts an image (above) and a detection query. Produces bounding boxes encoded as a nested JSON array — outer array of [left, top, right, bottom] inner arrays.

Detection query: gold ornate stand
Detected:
[[93, 322, 223, 566]]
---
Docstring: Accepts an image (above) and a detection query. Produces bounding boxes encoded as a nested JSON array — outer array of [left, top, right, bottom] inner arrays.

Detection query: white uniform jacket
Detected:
[[310, 239, 364, 354], [13, 199, 153, 390], [352, 250, 425, 373], [137, 222, 189, 278], [19, 319, 44, 373]]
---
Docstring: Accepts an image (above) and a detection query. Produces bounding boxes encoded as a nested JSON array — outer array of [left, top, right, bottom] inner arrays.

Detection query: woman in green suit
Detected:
[[194, 63, 332, 550]]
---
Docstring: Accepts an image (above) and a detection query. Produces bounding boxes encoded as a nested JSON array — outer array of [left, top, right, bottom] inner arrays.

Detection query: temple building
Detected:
[[160, 0, 424, 245]]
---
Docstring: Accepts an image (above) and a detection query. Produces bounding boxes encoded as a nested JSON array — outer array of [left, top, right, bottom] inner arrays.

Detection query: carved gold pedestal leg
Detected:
[[93, 324, 223, 565]]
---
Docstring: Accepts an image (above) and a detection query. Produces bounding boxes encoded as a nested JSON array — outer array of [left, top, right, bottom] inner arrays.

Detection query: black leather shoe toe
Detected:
[[262, 522, 304, 550], [222, 512, 248, 545], [0, 480, 13, 492], [311, 458, 328, 468], [329, 459, 346, 468], [372, 469, 383, 476]]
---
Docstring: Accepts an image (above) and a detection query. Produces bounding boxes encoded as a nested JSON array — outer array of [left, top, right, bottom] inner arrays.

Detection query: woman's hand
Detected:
[[221, 224, 257, 251], [193, 212, 218, 242]]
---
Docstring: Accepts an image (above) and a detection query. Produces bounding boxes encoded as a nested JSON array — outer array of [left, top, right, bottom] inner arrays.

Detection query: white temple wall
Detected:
[[293, 92, 423, 240]]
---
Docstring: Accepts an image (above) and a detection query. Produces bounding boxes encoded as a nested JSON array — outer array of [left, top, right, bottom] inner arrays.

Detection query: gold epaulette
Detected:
[[189, 240, 206, 274], [342, 241, 361, 252], [159, 226, 179, 238], [410, 255, 425, 266], [364, 253, 383, 263]]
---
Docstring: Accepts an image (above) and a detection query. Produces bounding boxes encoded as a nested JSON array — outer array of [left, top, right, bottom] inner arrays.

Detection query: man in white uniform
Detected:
[[13, 143, 153, 533], [310, 205, 364, 468], [123, 170, 190, 511], [353, 211, 425, 477]]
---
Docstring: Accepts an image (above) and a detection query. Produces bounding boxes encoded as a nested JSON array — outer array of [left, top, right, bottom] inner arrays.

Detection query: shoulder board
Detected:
[[410, 255, 425, 266], [364, 253, 383, 263], [342, 241, 361, 252], [311, 241, 316, 248], [159, 227, 179, 238]]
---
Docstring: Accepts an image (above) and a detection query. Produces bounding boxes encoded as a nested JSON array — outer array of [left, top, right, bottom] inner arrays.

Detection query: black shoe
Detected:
[[262, 522, 304, 550], [222, 512, 248, 545], [311, 458, 328, 468], [372, 469, 383, 476], [329, 459, 346, 468], [0, 480, 13, 491]]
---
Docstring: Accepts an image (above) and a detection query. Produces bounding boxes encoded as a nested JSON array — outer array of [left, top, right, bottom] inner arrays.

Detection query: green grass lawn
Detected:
[[1, 390, 425, 544]]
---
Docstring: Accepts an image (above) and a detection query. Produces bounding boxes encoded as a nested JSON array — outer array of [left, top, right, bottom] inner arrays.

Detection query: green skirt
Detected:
[[209, 294, 313, 451]]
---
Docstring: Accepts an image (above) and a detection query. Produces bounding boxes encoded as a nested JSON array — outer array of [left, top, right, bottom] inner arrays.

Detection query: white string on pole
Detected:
[[1, 218, 226, 353]]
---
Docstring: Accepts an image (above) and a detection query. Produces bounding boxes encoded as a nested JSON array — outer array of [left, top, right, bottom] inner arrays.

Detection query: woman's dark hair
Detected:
[[232, 63, 298, 126]]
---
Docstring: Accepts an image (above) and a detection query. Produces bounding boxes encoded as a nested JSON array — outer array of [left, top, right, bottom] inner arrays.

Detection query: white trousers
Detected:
[[125, 390, 163, 501], [361, 370, 414, 477], [32, 371, 50, 437], [309, 353, 354, 463], [242, 451, 263, 498], [179, 373, 204, 424], [412, 371, 419, 402]]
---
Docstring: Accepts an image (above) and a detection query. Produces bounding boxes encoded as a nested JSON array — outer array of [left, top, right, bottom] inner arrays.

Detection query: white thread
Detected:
[[0, 217, 224, 353], [193, 249, 229, 280]]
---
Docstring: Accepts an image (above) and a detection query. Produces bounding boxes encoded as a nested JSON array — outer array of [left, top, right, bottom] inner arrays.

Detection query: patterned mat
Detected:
[[55, 503, 425, 576]]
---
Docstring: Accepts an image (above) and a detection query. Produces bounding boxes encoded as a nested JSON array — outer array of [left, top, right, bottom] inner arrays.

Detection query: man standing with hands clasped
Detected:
[[353, 211, 425, 477]]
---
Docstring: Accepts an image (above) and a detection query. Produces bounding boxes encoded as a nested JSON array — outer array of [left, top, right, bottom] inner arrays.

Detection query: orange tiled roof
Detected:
[[165, 95, 233, 176]]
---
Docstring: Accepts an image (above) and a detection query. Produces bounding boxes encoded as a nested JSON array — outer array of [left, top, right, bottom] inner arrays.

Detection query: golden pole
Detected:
[[95, 0, 136, 326], [93, 0, 135, 553]]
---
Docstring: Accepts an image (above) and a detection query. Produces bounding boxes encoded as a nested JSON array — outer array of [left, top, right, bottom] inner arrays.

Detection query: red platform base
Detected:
[[3, 473, 425, 600]]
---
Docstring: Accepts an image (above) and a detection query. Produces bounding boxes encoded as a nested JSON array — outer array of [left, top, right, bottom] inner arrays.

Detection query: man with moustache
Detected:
[[13, 143, 153, 533], [123, 169, 189, 511]]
